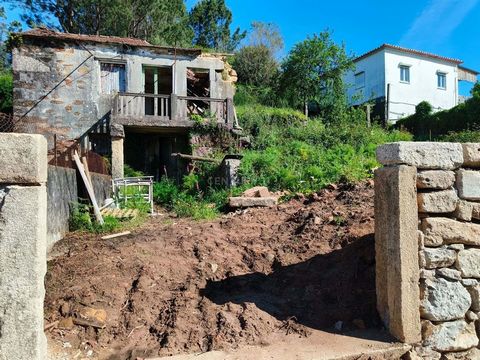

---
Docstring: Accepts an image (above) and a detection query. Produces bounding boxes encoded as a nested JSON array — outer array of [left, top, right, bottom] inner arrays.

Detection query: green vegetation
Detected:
[[237, 104, 411, 193], [0, 69, 12, 113], [396, 84, 480, 141]]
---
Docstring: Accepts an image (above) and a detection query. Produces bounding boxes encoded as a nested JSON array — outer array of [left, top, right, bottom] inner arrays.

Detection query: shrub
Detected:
[[237, 104, 411, 193], [153, 177, 179, 208], [69, 203, 121, 233]]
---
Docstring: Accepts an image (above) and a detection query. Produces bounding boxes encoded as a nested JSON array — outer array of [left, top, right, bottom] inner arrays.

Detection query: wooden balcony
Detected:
[[112, 93, 234, 129]]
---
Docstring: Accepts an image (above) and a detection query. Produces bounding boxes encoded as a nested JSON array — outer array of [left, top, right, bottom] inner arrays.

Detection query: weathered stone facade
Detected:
[[376, 142, 480, 359]]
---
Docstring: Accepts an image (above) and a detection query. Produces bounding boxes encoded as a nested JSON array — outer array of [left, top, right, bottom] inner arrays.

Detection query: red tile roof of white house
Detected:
[[354, 44, 463, 65]]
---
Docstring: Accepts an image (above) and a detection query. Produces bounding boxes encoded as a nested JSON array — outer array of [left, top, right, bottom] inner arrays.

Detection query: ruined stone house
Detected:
[[12, 28, 238, 179]]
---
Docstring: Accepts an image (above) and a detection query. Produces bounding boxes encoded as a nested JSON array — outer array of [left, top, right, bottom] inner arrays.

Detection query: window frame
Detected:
[[354, 71, 365, 89], [399, 65, 411, 84], [437, 71, 447, 90], [98, 60, 127, 95]]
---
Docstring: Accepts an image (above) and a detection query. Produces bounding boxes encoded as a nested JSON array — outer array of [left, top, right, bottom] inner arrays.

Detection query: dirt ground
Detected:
[[45, 181, 381, 360]]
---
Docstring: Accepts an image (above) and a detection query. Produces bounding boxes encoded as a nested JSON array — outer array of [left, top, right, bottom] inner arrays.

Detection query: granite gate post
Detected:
[[375, 142, 480, 359], [0, 133, 48, 360]]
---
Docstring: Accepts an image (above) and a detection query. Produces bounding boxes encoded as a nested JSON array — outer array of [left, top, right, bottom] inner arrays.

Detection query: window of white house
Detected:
[[437, 72, 447, 89], [100, 62, 126, 94], [400, 65, 410, 83], [355, 71, 365, 89]]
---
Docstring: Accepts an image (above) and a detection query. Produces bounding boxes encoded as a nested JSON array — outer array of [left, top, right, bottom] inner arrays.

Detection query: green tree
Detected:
[[8, 0, 193, 46], [0, 70, 13, 113], [280, 31, 353, 118], [233, 45, 278, 87], [188, 0, 245, 52], [248, 21, 283, 58]]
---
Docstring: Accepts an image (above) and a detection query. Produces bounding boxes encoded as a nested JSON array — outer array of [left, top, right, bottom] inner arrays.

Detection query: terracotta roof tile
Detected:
[[18, 28, 202, 55], [354, 44, 463, 65]]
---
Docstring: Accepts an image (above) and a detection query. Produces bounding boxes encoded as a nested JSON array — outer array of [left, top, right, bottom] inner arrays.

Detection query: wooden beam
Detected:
[[74, 151, 104, 225]]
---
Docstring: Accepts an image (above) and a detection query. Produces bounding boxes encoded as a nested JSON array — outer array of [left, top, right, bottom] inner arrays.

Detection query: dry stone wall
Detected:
[[376, 142, 480, 359]]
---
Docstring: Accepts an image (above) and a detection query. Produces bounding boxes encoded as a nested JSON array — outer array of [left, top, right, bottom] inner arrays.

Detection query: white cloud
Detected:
[[400, 0, 478, 48]]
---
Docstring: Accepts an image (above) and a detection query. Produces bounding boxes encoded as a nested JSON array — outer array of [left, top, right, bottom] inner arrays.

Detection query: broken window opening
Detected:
[[187, 68, 210, 117], [100, 62, 126, 94]]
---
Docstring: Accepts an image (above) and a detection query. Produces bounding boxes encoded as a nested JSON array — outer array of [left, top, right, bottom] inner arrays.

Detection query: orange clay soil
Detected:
[[45, 181, 380, 360]]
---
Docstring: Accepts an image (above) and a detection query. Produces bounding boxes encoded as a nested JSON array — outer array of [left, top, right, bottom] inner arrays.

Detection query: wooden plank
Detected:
[[74, 151, 104, 225], [101, 231, 131, 240], [81, 156, 96, 201]]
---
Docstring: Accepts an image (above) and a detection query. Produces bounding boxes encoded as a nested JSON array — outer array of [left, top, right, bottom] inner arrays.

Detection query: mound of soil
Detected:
[[45, 181, 378, 359]]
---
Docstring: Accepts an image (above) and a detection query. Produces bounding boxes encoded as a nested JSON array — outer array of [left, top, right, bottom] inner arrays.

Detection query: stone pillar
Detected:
[[111, 135, 124, 179], [0, 133, 48, 360], [376, 142, 480, 358], [374, 164, 421, 343]]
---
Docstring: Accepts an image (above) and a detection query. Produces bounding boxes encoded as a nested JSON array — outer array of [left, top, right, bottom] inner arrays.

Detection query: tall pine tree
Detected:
[[189, 0, 245, 52]]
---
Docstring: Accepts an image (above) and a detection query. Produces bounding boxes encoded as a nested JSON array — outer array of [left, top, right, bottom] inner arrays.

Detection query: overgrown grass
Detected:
[[237, 104, 412, 193]]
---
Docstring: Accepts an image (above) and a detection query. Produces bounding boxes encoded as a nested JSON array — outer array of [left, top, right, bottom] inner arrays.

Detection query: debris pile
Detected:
[[229, 186, 280, 208]]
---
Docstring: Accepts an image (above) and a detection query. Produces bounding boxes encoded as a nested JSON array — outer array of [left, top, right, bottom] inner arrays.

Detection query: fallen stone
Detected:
[[403, 350, 423, 360], [462, 143, 480, 167], [229, 196, 278, 208], [436, 268, 462, 281], [440, 347, 480, 359], [456, 249, 480, 278], [422, 319, 479, 352], [242, 186, 270, 198], [417, 170, 455, 189], [418, 190, 458, 213], [57, 317, 74, 330], [455, 200, 473, 221], [466, 284, 480, 311], [421, 217, 480, 247], [76, 306, 107, 325], [457, 169, 480, 201], [420, 278, 471, 321], [421, 247, 457, 269], [376, 142, 463, 170]]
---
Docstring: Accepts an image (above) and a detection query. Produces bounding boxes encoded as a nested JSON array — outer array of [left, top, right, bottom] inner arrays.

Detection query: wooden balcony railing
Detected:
[[113, 93, 171, 118], [113, 93, 234, 125]]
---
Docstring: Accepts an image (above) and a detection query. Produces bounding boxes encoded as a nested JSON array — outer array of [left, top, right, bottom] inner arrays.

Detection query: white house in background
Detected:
[[344, 44, 478, 123]]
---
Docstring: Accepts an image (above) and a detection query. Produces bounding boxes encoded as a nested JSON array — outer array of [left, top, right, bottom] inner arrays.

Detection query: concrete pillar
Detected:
[[111, 136, 124, 179], [374, 164, 421, 343], [0, 133, 48, 360]]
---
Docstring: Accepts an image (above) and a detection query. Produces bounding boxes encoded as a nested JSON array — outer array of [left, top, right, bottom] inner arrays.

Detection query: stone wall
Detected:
[[0, 133, 48, 360], [375, 142, 480, 359], [47, 165, 112, 249]]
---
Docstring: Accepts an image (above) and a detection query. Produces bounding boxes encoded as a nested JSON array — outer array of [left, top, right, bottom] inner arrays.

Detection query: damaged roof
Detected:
[[355, 44, 463, 65], [17, 28, 203, 56]]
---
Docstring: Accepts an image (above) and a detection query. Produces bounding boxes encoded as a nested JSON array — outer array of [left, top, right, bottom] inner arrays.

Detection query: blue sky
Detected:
[[5, 0, 480, 93]]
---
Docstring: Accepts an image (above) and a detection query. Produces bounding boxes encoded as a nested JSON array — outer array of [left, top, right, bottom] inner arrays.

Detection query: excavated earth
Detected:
[[45, 181, 383, 360]]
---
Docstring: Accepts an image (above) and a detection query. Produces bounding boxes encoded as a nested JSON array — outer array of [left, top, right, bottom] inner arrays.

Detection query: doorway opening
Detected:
[[143, 66, 173, 117], [124, 128, 189, 182]]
